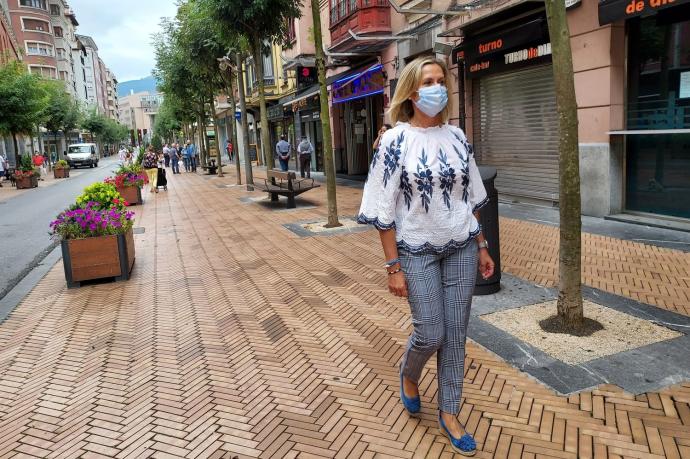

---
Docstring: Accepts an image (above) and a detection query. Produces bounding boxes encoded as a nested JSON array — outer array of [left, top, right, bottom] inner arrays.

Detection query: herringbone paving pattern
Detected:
[[0, 167, 688, 458]]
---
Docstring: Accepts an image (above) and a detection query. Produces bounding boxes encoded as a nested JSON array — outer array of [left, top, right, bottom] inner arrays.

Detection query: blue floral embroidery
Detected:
[[438, 149, 456, 210], [413, 149, 433, 212], [400, 166, 413, 210], [382, 131, 404, 188], [370, 144, 381, 170], [461, 160, 470, 203]]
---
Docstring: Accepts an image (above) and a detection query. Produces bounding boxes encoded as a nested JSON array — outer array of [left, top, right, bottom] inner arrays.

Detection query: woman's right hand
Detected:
[[388, 270, 408, 297]]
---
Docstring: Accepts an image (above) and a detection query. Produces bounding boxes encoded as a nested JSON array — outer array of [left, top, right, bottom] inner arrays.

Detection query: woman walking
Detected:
[[142, 146, 159, 193], [357, 56, 494, 456]]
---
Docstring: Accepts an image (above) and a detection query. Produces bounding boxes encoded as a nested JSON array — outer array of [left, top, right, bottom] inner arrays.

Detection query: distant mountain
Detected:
[[117, 76, 158, 97]]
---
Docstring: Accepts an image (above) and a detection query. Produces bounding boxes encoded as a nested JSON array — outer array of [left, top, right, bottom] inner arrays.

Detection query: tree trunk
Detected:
[[12, 132, 19, 165], [210, 96, 223, 177], [252, 36, 274, 170], [226, 70, 242, 185], [311, 0, 341, 228], [236, 52, 254, 190], [545, 0, 583, 329]]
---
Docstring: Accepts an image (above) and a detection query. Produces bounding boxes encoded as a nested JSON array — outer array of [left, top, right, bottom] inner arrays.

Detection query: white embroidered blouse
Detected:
[[357, 122, 488, 254]]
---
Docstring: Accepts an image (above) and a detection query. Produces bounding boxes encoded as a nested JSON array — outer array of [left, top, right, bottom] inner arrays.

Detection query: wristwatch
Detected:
[[478, 240, 489, 250]]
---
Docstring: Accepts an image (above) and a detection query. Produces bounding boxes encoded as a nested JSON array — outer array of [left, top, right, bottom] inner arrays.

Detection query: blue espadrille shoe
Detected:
[[438, 414, 476, 456], [399, 372, 420, 415]]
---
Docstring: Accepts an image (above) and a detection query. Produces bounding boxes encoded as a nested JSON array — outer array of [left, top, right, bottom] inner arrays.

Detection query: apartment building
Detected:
[[7, 0, 58, 79], [106, 67, 119, 121], [49, 0, 78, 97], [119, 91, 163, 145], [0, 0, 20, 63]]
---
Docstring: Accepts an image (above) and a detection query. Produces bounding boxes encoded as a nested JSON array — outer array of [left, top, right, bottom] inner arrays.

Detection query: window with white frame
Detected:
[[29, 65, 57, 79], [22, 18, 50, 33], [20, 0, 48, 10], [56, 47, 67, 59], [50, 3, 60, 15], [26, 41, 54, 56]]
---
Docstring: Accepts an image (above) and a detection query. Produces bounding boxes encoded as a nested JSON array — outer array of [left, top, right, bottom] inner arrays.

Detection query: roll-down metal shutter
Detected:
[[472, 65, 559, 203]]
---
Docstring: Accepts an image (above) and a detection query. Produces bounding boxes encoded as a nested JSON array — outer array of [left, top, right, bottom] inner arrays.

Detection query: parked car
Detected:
[[66, 143, 99, 169]]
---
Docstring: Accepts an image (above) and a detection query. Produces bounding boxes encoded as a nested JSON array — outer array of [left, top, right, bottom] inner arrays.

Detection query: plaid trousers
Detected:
[[399, 240, 478, 414]]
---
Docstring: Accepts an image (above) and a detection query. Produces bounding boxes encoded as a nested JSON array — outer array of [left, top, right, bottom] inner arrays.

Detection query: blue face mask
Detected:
[[414, 84, 448, 117]]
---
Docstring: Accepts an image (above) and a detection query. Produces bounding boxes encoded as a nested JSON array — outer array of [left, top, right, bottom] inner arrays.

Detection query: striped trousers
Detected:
[[399, 240, 478, 414]]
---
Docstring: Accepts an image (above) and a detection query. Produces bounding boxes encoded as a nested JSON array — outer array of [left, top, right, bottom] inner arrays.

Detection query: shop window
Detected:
[[20, 0, 48, 10], [627, 18, 690, 130], [626, 16, 690, 218]]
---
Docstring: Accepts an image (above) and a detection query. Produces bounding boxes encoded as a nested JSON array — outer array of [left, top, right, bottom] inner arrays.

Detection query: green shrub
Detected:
[[76, 182, 126, 211]]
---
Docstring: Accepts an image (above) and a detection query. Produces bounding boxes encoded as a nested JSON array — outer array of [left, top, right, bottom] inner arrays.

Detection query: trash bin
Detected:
[[475, 166, 501, 295]]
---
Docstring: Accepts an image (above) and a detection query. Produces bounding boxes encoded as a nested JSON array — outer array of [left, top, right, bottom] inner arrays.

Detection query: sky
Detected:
[[67, 0, 179, 82]]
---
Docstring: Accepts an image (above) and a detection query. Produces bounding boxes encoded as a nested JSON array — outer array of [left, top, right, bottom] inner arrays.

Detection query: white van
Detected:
[[66, 143, 99, 168]]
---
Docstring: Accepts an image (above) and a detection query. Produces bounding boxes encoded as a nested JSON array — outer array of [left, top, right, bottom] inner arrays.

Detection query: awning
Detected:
[[281, 85, 320, 107], [599, 0, 690, 25], [332, 63, 385, 104]]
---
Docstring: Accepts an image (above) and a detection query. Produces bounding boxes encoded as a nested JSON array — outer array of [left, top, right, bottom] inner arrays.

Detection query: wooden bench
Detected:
[[254, 169, 320, 209]]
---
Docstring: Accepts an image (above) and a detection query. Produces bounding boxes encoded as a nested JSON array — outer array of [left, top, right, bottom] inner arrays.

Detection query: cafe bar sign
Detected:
[[452, 18, 552, 78], [599, 0, 690, 24]]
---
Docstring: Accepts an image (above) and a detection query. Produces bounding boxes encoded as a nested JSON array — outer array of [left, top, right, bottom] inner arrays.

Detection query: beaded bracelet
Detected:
[[387, 266, 402, 275]]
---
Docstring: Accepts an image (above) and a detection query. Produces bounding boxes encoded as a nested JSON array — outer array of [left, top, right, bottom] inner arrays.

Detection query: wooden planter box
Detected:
[[116, 185, 142, 205], [15, 175, 38, 189], [54, 168, 70, 179], [61, 228, 135, 288]]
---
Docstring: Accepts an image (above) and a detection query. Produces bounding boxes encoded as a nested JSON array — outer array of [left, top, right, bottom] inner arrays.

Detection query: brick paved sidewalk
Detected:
[[0, 167, 688, 458]]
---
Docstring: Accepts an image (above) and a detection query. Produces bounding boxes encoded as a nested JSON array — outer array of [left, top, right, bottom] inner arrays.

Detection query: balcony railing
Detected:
[[330, 0, 388, 27]]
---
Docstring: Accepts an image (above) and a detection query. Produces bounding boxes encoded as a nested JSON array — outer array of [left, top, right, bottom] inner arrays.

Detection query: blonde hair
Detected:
[[389, 56, 453, 124]]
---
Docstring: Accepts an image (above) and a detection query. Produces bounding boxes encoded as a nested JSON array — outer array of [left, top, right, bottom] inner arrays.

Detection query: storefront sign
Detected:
[[268, 104, 285, 121], [297, 66, 317, 88], [598, 0, 690, 25], [453, 17, 552, 78], [452, 18, 548, 64], [332, 64, 385, 105]]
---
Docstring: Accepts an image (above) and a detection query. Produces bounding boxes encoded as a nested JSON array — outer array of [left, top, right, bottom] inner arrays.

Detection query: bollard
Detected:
[[475, 166, 501, 295]]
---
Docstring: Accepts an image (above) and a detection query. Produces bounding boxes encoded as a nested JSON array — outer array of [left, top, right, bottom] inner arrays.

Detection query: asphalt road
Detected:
[[0, 156, 121, 300]]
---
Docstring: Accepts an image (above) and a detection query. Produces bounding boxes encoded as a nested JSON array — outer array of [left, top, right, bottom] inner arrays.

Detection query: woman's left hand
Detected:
[[478, 249, 495, 280]]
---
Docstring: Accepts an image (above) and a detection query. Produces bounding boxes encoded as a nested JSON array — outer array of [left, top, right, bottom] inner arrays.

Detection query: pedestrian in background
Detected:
[[163, 144, 171, 167], [297, 135, 313, 179], [33, 152, 46, 180], [275, 134, 291, 171], [185, 141, 197, 172], [357, 56, 495, 457], [0, 152, 7, 187], [170, 143, 180, 174], [226, 139, 233, 162], [372, 123, 393, 152], [142, 146, 158, 193], [183, 141, 192, 172]]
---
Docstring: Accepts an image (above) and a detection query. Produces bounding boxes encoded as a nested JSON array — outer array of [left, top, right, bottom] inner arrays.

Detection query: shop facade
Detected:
[[453, 9, 561, 205], [600, 0, 690, 219], [330, 63, 386, 177], [446, 0, 689, 220], [278, 66, 324, 173]]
